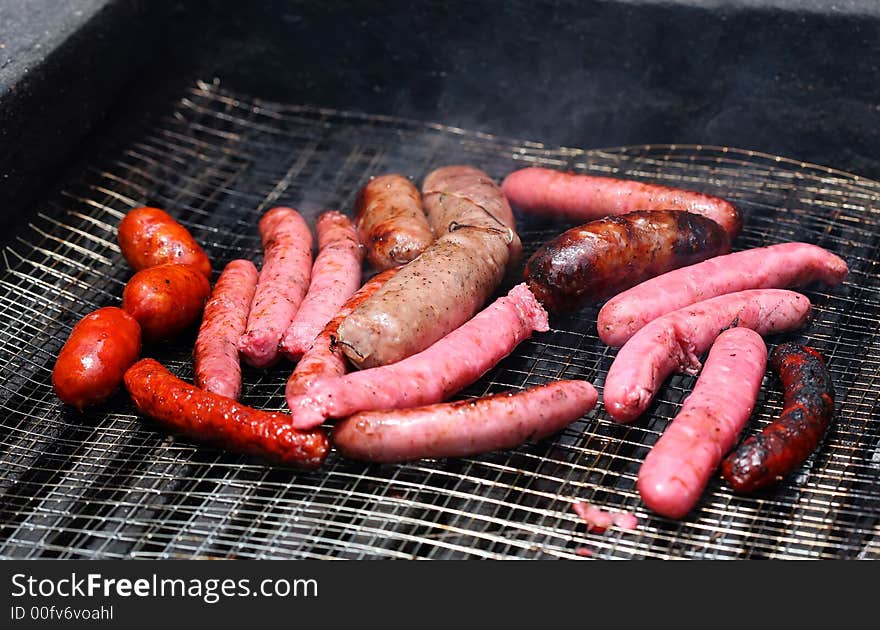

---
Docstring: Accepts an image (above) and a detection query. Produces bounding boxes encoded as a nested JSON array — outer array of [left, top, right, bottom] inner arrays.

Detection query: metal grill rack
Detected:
[[0, 79, 877, 559]]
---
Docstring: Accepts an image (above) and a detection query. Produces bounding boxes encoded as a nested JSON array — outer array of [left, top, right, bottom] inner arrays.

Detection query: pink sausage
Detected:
[[603, 289, 811, 423], [332, 380, 597, 463], [194, 260, 259, 399], [280, 211, 363, 361], [501, 167, 741, 237], [599, 242, 848, 347], [289, 283, 549, 429], [238, 207, 313, 368], [637, 328, 768, 519]]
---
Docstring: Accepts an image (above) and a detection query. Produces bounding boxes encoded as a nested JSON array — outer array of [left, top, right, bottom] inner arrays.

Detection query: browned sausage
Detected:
[[524, 210, 730, 313], [117, 207, 212, 279], [52, 307, 142, 411], [122, 263, 211, 343]]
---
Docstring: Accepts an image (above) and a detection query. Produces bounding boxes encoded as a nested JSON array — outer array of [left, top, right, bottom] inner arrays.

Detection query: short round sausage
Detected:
[[122, 263, 211, 343], [117, 207, 212, 279]]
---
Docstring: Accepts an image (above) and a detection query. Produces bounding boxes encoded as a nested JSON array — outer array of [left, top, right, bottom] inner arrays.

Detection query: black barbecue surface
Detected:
[[0, 80, 877, 559]]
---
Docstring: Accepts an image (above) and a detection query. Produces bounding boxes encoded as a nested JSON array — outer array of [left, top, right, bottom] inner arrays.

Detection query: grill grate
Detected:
[[0, 79, 878, 559]]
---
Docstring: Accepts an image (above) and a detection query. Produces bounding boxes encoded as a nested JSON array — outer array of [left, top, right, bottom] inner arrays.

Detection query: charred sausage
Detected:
[[239, 207, 313, 368], [501, 167, 741, 237], [52, 307, 142, 410], [124, 358, 329, 468], [525, 210, 730, 313], [291, 283, 548, 429], [354, 174, 434, 270], [721, 343, 835, 493], [117, 206, 211, 279], [280, 211, 363, 361], [335, 165, 521, 369], [637, 328, 768, 519], [599, 242, 848, 347], [194, 259, 259, 400], [604, 289, 811, 423], [121, 263, 211, 343], [333, 380, 598, 463]]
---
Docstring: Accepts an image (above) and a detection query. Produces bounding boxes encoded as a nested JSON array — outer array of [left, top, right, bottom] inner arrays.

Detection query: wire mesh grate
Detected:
[[0, 79, 878, 559]]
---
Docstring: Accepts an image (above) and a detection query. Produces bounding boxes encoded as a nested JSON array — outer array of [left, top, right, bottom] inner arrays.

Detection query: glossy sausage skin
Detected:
[[52, 307, 142, 411], [124, 359, 329, 469], [336, 165, 521, 369], [354, 174, 434, 270], [721, 343, 835, 493], [121, 263, 211, 343], [637, 328, 768, 519], [604, 289, 811, 423], [239, 207, 313, 368], [194, 259, 259, 400], [599, 242, 849, 346], [117, 207, 212, 279], [285, 267, 398, 402], [525, 210, 730, 313], [280, 211, 363, 361], [333, 380, 598, 463], [501, 167, 742, 237], [292, 283, 548, 429]]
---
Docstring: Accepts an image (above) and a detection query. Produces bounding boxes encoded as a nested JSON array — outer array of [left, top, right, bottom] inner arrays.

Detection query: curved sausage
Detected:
[[285, 267, 398, 402], [335, 165, 521, 369], [637, 328, 768, 519], [333, 380, 597, 463], [121, 263, 211, 343], [525, 210, 730, 313], [604, 289, 811, 423], [501, 167, 742, 237], [354, 174, 434, 270], [291, 283, 548, 429], [238, 207, 313, 368], [124, 358, 329, 469], [280, 211, 363, 361], [117, 206, 211, 279], [194, 259, 259, 400], [599, 242, 849, 346], [52, 307, 142, 411], [721, 343, 835, 493]]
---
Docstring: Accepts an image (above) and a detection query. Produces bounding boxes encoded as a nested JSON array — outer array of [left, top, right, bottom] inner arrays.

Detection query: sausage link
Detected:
[[501, 167, 742, 237], [525, 210, 730, 313], [52, 307, 142, 411], [280, 211, 363, 360], [239, 207, 313, 368], [333, 380, 598, 463], [637, 328, 768, 519], [117, 206, 211, 279], [124, 359, 329, 468], [354, 174, 434, 270], [194, 259, 259, 400], [721, 343, 835, 493]]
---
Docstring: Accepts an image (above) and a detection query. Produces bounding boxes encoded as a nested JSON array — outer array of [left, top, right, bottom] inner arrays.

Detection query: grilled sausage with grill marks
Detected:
[[721, 343, 835, 493], [525, 210, 730, 313], [604, 289, 811, 423], [52, 307, 142, 411], [122, 263, 211, 343], [194, 259, 259, 400], [599, 242, 849, 347], [117, 206, 212, 279], [291, 283, 548, 429], [239, 207, 313, 368], [280, 211, 363, 361], [124, 358, 329, 469], [336, 165, 521, 369], [354, 174, 434, 270], [333, 380, 597, 463], [637, 328, 768, 519], [501, 167, 742, 237]]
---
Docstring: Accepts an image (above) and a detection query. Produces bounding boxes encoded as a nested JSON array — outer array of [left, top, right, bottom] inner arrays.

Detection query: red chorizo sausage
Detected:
[[117, 207, 212, 279], [52, 307, 142, 411], [124, 358, 329, 469]]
